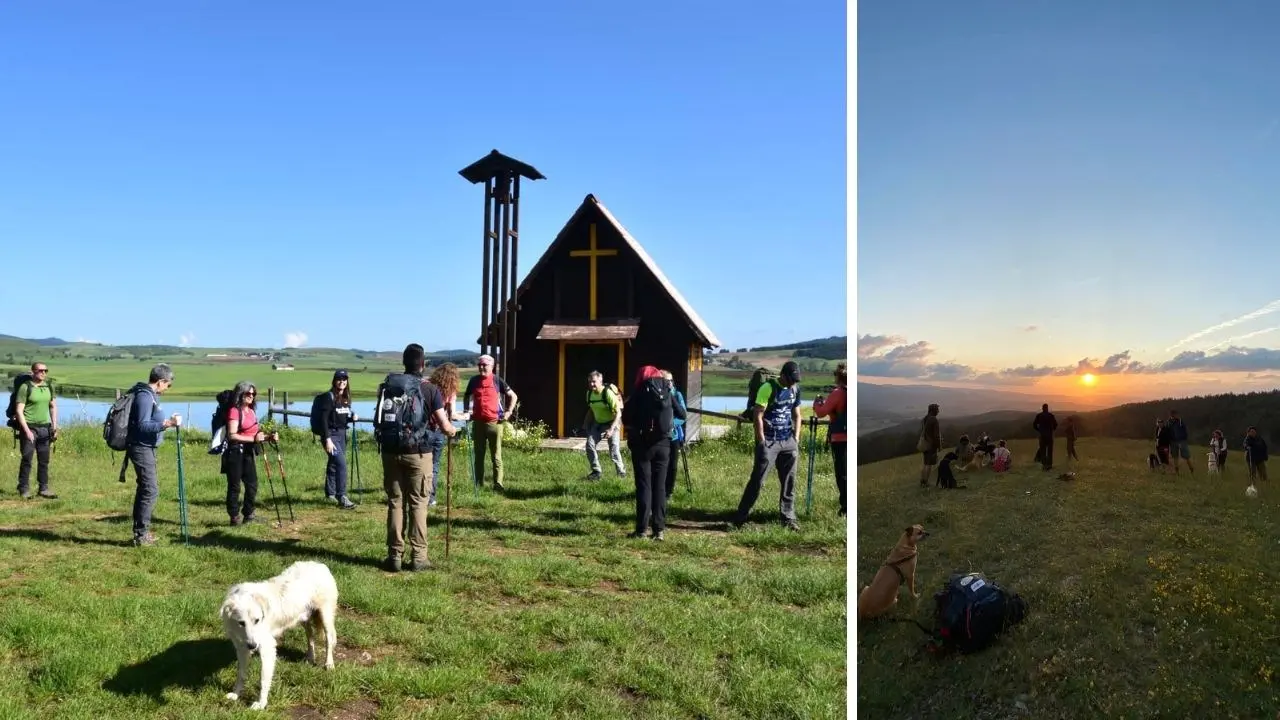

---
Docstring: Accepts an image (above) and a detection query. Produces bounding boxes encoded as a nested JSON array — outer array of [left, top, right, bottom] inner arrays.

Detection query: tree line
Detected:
[[856, 390, 1280, 466]]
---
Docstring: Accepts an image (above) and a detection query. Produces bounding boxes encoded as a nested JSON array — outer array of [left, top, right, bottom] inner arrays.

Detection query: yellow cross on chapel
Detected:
[[569, 223, 618, 320]]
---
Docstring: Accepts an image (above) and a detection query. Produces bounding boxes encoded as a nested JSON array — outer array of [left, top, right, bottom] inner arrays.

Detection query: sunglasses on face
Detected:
[[34, 369, 48, 373]]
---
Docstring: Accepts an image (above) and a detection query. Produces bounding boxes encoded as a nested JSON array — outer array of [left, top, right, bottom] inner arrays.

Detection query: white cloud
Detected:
[[1166, 299, 1280, 353], [74, 336, 100, 344], [178, 332, 196, 347], [283, 331, 308, 348]]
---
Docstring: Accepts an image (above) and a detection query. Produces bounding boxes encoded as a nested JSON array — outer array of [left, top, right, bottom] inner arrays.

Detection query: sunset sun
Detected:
[[1081, 373, 1097, 386]]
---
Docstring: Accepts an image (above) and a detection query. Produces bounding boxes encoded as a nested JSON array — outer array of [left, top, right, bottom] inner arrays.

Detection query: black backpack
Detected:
[[931, 572, 1028, 654], [208, 389, 237, 456], [374, 373, 430, 453], [310, 391, 331, 438], [5, 373, 35, 429], [623, 377, 673, 439]]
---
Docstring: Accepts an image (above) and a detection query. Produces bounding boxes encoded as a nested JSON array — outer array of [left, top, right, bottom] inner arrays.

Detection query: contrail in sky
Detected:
[[1206, 326, 1280, 352], [1166, 299, 1280, 353]]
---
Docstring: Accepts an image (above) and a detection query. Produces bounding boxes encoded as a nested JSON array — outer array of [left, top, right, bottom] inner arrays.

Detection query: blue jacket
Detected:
[[127, 382, 167, 448], [670, 389, 687, 443]]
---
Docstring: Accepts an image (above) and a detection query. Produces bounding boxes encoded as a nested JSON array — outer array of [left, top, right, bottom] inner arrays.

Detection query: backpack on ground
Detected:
[[624, 377, 674, 439], [5, 373, 35, 430], [208, 389, 237, 455], [103, 389, 139, 452], [930, 572, 1028, 654], [310, 391, 332, 438], [374, 373, 429, 453], [740, 368, 778, 420]]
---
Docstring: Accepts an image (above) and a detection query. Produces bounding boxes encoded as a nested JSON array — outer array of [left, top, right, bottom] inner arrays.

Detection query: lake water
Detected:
[[1, 392, 808, 429]]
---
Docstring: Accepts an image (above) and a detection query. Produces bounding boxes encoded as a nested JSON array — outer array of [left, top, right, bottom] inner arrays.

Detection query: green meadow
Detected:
[[0, 420, 847, 719], [857, 437, 1280, 718]]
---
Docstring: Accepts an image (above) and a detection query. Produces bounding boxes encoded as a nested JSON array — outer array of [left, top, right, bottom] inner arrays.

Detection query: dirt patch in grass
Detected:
[[288, 698, 380, 720], [334, 640, 397, 667]]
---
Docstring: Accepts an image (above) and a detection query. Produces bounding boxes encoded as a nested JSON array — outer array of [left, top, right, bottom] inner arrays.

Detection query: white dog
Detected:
[[220, 560, 339, 710]]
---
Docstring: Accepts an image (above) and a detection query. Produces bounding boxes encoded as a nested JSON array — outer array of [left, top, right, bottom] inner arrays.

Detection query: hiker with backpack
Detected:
[[425, 362, 462, 507], [9, 362, 59, 499], [580, 371, 626, 481], [811, 362, 847, 516], [731, 360, 804, 532], [620, 365, 684, 540], [121, 364, 181, 546], [662, 369, 687, 499], [463, 354, 517, 492], [311, 370, 357, 509], [376, 343, 457, 572], [224, 381, 277, 526]]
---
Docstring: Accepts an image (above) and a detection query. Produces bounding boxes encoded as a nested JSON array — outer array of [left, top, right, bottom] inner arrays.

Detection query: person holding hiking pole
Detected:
[[224, 381, 276, 526], [314, 370, 357, 509], [125, 364, 181, 547], [811, 362, 847, 517], [731, 361, 803, 532], [661, 370, 687, 499], [12, 361, 59, 500], [425, 363, 461, 507], [377, 344, 456, 572]]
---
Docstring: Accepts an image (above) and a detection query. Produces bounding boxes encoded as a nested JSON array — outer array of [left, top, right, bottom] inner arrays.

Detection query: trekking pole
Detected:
[[271, 440, 296, 523], [349, 424, 363, 504], [176, 420, 189, 545], [805, 416, 817, 517], [445, 435, 453, 561], [681, 441, 693, 495], [259, 445, 284, 527]]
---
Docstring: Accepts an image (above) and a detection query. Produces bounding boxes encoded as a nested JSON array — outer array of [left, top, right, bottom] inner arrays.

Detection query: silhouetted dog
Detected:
[[937, 452, 964, 489]]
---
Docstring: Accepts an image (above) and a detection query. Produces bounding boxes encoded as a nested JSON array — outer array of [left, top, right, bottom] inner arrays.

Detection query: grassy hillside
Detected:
[[0, 421, 845, 719], [857, 437, 1279, 718], [858, 390, 1280, 467]]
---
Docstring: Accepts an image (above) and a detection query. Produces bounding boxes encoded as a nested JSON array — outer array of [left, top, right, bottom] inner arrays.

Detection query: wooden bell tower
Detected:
[[458, 150, 545, 380]]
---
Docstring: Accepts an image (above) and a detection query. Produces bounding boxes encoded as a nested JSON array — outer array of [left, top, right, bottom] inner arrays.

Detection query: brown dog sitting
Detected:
[[857, 524, 930, 619]]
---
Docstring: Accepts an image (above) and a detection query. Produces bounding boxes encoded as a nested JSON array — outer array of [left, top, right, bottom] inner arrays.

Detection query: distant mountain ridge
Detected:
[[0, 334, 71, 347], [857, 389, 1280, 466]]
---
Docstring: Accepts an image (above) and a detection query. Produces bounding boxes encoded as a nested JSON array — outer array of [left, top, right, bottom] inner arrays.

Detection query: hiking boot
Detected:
[[338, 496, 356, 510], [428, 498, 438, 507], [783, 519, 801, 532], [586, 471, 602, 481], [242, 515, 257, 524], [384, 554, 402, 572], [37, 490, 57, 499], [133, 533, 157, 547], [229, 515, 241, 526], [325, 494, 335, 503], [626, 530, 648, 540], [494, 481, 506, 492], [618, 470, 628, 478], [652, 531, 665, 542], [409, 556, 432, 571]]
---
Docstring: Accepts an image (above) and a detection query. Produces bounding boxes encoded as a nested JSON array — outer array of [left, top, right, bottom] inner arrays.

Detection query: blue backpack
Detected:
[[374, 373, 429, 453]]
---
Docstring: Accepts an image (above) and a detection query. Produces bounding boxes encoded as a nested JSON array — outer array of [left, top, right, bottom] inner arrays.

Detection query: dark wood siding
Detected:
[[491, 200, 716, 439]]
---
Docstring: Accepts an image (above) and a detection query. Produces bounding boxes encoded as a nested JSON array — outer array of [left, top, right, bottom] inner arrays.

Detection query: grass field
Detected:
[[0, 421, 847, 719], [856, 437, 1280, 718]]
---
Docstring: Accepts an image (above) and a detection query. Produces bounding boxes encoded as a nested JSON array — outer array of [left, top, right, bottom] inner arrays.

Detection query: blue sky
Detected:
[[858, 1, 1280, 398], [0, 1, 846, 352]]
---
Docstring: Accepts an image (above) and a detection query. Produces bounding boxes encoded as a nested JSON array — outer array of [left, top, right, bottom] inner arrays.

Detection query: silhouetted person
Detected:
[[1032, 403, 1057, 471], [1064, 417, 1079, 461], [918, 403, 942, 488]]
